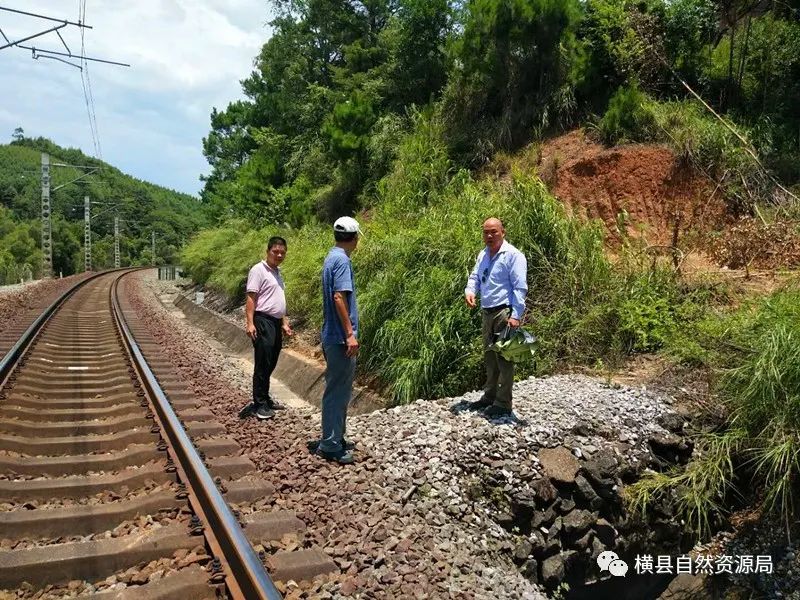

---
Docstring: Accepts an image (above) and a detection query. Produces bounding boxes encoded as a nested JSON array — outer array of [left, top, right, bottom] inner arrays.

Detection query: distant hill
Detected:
[[0, 135, 207, 282]]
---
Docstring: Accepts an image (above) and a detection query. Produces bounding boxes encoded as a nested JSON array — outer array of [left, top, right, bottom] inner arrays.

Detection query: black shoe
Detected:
[[467, 396, 494, 411], [307, 439, 355, 453], [315, 447, 355, 464], [255, 406, 275, 420], [266, 394, 285, 410], [484, 404, 512, 418], [238, 401, 256, 419]]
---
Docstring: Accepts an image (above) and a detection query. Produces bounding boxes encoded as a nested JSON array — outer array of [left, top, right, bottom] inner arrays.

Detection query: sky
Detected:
[[0, 1, 272, 196]]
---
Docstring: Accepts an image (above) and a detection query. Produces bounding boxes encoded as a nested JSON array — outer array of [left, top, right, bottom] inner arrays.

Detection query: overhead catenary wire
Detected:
[[78, 0, 101, 159], [0, 5, 130, 66]]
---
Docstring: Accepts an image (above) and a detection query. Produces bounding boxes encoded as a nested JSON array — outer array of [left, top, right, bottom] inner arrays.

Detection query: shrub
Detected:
[[596, 83, 655, 145], [648, 100, 765, 212], [183, 168, 706, 405], [629, 287, 800, 536]]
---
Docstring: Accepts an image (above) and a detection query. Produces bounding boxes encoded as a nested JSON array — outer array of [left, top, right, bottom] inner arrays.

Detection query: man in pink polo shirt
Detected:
[[238, 236, 293, 420]]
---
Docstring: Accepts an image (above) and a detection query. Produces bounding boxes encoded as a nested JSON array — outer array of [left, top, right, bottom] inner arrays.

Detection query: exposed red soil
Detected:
[[539, 130, 729, 246]]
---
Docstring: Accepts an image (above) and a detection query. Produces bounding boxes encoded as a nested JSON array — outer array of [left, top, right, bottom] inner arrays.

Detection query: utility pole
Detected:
[[84, 196, 91, 272], [41, 152, 101, 276], [114, 215, 120, 268], [40, 153, 52, 278], [151, 230, 156, 266]]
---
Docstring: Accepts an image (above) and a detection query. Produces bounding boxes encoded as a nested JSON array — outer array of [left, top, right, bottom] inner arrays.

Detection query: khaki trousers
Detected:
[[482, 306, 514, 409]]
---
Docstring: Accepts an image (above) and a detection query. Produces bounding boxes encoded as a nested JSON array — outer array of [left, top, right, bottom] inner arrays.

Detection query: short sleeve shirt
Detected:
[[321, 247, 358, 346], [245, 261, 286, 318]]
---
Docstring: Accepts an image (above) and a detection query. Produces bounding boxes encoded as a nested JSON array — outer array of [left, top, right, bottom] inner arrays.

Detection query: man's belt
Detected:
[[482, 304, 510, 312], [254, 311, 282, 322]]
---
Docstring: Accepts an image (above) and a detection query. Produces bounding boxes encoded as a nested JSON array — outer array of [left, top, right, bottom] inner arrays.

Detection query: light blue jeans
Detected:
[[318, 344, 356, 454]]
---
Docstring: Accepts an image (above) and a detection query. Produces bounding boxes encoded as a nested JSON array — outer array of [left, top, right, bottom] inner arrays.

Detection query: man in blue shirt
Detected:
[[309, 216, 361, 464], [465, 217, 528, 417]]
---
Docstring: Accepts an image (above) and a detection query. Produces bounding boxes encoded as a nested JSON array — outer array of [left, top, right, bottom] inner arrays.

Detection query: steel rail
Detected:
[[110, 272, 282, 600], [0, 271, 115, 388]]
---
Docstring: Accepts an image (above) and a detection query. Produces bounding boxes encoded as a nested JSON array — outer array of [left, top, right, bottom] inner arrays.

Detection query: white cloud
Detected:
[[0, 1, 272, 194]]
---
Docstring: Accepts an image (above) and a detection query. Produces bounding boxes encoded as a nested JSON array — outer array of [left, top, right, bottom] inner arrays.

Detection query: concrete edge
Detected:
[[172, 293, 386, 414]]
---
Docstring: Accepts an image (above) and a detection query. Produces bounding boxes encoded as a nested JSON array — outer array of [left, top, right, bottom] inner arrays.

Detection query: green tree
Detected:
[[443, 0, 582, 162]]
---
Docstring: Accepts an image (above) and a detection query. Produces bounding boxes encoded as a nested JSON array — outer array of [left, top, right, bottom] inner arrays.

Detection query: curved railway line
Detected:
[[0, 270, 336, 599]]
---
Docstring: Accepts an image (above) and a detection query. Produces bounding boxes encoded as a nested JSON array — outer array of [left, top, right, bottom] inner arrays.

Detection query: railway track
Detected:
[[0, 270, 336, 599]]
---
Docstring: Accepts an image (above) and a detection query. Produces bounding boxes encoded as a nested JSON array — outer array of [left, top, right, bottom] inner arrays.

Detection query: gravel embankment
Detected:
[[0, 274, 90, 344], [129, 273, 679, 599]]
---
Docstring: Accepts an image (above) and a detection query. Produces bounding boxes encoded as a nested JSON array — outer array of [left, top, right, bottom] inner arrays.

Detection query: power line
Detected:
[[79, 0, 101, 159]]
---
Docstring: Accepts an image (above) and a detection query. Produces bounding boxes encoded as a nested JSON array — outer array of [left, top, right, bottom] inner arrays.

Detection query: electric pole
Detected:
[[151, 230, 156, 266], [84, 196, 91, 272], [40, 153, 52, 278], [114, 215, 120, 268], [41, 153, 101, 277]]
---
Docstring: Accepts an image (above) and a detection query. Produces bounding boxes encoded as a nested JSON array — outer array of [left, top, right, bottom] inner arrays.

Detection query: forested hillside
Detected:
[[188, 0, 800, 403], [200, 0, 800, 224], [183, 0, 800, 537], [0, 134, 206, 283]]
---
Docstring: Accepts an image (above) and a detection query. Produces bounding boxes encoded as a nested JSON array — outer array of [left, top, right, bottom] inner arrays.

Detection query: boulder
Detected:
[[574, 530, 594, 552], [589, 536, 605, 562], [558, 498, 576, 513], [582, 450, 619, 489], [521, 558, 538, 584], [547, 516, 563, 540], [541, 550, 578, 589], [513, 539, 533, 564], [539, 447, 580, 485], [562, 509, 595, 537], [530, 477, 559, 505], [593, 518, 616, 546], [571, 421, 595, 436], [495, 510, 515, 530], [535, 534, 561, 559], [649, 432, 693, 465], [574, 474, 604, 511], [656, 412, 686, 433], [531, 503, 558, 530], [511, 489, 537, 511]]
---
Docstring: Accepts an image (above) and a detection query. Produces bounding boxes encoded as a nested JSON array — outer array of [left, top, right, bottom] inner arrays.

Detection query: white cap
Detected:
[[333, 216, 362, 234]]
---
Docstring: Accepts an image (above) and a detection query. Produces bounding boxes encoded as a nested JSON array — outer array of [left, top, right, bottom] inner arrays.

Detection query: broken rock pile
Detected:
[[351, 375, 691, 593]]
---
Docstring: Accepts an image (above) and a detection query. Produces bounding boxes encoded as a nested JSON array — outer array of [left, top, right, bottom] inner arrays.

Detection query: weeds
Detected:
[[183, 110, 717, 405], [184, 168, 708, 404], [594, 83, 655, 146], [630, 287, 800, 537]]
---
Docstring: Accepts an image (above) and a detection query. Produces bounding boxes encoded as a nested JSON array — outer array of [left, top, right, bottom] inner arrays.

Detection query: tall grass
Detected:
[[630, 287, 800, 536], [182, 111, 710, 405], [183, 169, 701, 404]]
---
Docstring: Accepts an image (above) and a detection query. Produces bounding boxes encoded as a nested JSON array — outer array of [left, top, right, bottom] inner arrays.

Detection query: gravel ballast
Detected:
[[0, 274, 90, 345]]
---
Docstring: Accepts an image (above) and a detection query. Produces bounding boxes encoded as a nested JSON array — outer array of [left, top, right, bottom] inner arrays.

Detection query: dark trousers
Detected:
[[482, 306, 514, 409], [252, 312, 283, 407]]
